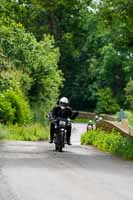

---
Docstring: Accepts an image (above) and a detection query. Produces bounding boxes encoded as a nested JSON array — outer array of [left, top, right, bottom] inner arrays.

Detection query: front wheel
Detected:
[[58, 130, 64, 152], [55, 143, 59, 151], [59, 145, 62, 152]]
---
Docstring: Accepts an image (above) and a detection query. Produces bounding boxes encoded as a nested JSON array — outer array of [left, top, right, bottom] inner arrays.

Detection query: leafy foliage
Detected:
[[0, 17, 63, 124], [0, 89, 33, 124], [0, 0, 133, 114], [0, 123, 49, 141], [125, 80, 133, 110], [81, 129, 133, 159], [96, 88, 120, 114]]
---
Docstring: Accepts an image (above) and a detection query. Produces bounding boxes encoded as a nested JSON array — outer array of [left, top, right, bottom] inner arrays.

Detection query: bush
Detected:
[[0, 67, 32, 96], [0, 19, 63, 116], [125, 80, 133, 110], [0, 90, 33, 124], [81, 129, 133, 159], [0, 123, 10, 139], [96, 88, 120, 114], [0, 93, 15, 123]]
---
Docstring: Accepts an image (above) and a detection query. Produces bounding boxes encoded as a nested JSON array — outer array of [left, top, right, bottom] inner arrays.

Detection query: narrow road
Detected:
[[0, 123, 133, 200]]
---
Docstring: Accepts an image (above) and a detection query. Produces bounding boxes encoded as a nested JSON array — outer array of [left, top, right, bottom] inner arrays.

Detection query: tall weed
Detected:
[[0, 123, 49, 141]]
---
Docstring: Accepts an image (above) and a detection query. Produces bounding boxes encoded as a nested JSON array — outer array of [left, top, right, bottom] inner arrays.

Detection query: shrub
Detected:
[[81, 129, 133, 159], [96, 88, 120, 114], [0, 19, 63, 117], [0, 67, 32, 96], [0, 90, 33, 124], [0, 93, 15, 123], [6, 90, 33, 124], [125, 80, 133, 110], [0, 123, 10, 139]]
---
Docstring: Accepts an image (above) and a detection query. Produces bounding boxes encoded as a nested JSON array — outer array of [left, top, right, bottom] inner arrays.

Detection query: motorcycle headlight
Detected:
[[59, 120, 66, 126]]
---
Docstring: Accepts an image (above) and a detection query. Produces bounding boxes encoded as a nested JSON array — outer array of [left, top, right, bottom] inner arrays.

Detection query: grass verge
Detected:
[[81, 129, 133, 160], [0, 123, 49, 141], [72, 118, 89, 123]]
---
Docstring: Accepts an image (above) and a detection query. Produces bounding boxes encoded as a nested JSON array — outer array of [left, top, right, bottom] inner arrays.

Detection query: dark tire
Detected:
[[55, 145, 59, 151], [55, 143, 59, 151], [59, 145, 62, 152], [58, 131, 63, 152]]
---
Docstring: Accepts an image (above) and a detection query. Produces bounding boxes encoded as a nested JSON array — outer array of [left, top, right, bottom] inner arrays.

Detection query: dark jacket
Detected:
[[49, 105, 78, 120]]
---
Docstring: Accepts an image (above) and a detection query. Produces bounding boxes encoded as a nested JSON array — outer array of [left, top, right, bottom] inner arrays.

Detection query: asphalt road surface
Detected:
[[0, 123, 133, 200]]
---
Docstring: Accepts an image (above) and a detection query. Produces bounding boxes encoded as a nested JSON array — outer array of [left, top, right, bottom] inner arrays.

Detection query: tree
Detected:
[[0, 18, 63, 122], [1, 0, 133, 112], [125, 80, 133, 110], [96, 88, 120, 114]]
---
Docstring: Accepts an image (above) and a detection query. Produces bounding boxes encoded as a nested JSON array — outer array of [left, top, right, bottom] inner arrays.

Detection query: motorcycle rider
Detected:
[[87, 119, 94, 131], [48, 97, 78, 145]]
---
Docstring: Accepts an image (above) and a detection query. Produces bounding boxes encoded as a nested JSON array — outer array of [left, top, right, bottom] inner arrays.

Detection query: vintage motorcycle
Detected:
[[54, 117, 71, 152], [48, 111, 78, 152], [87, 120, 94, 131]]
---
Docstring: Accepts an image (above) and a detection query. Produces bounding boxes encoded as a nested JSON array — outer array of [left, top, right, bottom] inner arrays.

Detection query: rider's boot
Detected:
[[49, 135, 54, 143], [67, 137, 72, 145], [67, 141, 72, 145]]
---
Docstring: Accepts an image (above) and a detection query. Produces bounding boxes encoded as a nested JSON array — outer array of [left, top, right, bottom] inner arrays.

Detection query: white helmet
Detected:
[[95, 115, 99, 121], [99, 116, 103, 121], [59, 97, 69, 109]]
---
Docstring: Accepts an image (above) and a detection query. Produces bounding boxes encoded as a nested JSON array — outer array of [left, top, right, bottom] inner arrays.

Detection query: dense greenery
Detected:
[[125, 80, 133, 110], [0, 17, 63, 124], [0, 0, 132, 128], [96, 88, 120, 114], [81, 129, 133, 159], [1, 0, 133, 112], [0, 123, 49, 141], [0, 89, 33, 124]]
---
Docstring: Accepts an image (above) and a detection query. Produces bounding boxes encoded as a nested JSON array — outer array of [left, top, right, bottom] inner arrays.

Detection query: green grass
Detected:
[[72, 118, 90, 123], [0, 123, 49, 141], [81, 129, 133, 160]]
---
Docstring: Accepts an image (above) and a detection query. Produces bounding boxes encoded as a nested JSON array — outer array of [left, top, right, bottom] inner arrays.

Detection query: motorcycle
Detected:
[[87, 120, 94, 132], [48, 111, 79, 152], [54, 117, 71, 152]]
